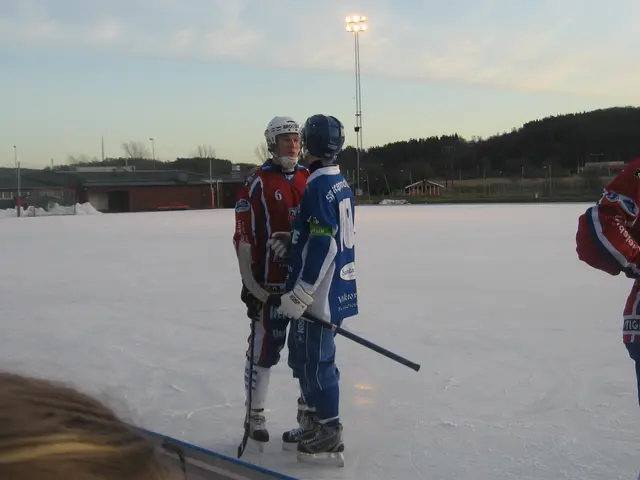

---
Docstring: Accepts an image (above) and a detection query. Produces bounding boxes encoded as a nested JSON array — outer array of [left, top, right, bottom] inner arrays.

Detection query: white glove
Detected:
[[268, 231, 291, 259], [277, 284, 313, 320]]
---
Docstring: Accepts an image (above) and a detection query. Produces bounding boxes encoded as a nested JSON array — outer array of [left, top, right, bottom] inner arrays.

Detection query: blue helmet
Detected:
[[300, 114, 345, 162]]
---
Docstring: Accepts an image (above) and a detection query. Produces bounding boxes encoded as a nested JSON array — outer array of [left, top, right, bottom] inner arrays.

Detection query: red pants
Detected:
[[246, 302, 290, 369], [623, 281, 640, 343]]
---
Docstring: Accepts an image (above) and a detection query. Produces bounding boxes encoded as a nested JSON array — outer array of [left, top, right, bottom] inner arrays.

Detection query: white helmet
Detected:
[[264, 116, 300, 171]]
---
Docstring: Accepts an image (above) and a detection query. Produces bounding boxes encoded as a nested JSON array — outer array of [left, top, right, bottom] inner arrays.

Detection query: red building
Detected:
[[68, 167, 247, 212], [0, 166, 248, 213], [69, 168, 211, 212]]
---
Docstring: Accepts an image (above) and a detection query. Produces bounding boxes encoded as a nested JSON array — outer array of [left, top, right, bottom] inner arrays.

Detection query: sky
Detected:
[[0, 0, 639, 169]]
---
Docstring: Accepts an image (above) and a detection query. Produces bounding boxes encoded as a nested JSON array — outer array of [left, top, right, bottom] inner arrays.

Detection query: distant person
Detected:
[[0, 371, 170, 479], [575, 157, 640, 406], [275, 114, 358, 466], [232, 116, 310, 446]]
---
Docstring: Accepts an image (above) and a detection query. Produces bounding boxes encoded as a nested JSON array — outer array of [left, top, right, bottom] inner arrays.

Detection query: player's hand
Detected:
[[241, 283, 262, 320], [268, 232, 291, 259], [276, 284, 313, 320]]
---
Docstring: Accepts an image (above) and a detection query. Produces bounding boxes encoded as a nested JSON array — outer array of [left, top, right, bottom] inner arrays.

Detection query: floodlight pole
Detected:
[[13, 145, 21, 217], [149, 137, 155, 161], [345, 15, 367, 195]]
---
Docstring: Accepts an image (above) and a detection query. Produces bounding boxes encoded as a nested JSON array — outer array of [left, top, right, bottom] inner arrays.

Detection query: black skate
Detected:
[[296, 420, 344, 467], [246, 409, 269, 450], [282, 397, 315, 451]]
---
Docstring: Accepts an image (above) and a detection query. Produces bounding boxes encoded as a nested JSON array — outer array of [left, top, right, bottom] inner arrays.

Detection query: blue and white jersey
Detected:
[[286, 164, 358, 323]]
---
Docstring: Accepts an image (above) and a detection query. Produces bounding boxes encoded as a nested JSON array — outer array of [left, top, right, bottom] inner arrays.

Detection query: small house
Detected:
[[403, 179, 444, 197]]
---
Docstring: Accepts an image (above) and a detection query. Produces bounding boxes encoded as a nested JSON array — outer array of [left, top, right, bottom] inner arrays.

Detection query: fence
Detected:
[[395, 174, 611, 202], [23, 188, 78, 216], [443, 174, 609, 200]]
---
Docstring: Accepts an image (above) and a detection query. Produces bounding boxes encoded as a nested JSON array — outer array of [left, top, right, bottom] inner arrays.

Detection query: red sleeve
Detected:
[[233, 173, 262, 265], [577, 158, 640, 276], [232, 183, 252, 255]]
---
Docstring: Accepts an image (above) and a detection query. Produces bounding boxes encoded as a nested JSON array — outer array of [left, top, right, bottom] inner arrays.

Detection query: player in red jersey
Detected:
[[233, 116, 310, 445], [575, 157, 640, 405]]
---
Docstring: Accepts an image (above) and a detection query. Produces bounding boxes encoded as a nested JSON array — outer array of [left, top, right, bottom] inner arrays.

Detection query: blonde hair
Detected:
[[0, 372, 171, 479]]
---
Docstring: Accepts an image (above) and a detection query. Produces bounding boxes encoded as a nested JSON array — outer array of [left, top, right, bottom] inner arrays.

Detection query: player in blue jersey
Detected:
[[274, 114, 358, 466]]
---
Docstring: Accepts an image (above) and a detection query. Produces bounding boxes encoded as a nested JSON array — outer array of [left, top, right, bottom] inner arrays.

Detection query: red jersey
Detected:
[[576, 157, 640, 278], [233, 160, 310, 287]]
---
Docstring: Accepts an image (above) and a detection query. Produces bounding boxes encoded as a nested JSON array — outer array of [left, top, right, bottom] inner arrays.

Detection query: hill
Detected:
[[335, 106, 640, 195]]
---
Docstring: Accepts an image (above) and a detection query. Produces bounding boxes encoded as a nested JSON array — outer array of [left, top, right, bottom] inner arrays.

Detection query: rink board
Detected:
[[136, 427, 298, 480]]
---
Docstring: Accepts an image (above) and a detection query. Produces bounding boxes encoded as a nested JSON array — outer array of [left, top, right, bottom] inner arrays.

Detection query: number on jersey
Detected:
[[338, 198, 355, 250]]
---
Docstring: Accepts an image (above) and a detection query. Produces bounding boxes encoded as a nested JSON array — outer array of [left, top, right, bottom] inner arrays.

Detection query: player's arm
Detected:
[[588, 191, 640, 272], [232, 183, 253, 255], [278, 186, 338, 318], [234, 175, 270, 305], [233, 176, 264, 262], [296, 194, 338, 295], [583, 165, 640, 275]]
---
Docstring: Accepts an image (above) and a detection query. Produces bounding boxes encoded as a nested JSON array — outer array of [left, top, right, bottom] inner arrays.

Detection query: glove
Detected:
[[277, 284, 313, 320], [268, 232, 291, 260], [624, 266, 640, 280], [241, 283, 263, 320]]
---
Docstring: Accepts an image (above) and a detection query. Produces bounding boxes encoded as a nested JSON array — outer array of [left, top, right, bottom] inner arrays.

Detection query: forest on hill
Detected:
[[60, 106, 640, 195], [335, 106, 640, 191]]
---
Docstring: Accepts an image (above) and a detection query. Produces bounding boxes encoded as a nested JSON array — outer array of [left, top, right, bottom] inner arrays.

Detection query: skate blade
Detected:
[[296, 450, 344, 467], [282, 441, 297, 452]]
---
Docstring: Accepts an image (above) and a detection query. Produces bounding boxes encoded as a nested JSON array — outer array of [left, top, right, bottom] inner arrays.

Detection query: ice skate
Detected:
[[282, 397, 315, 451], [245, 409, 269, 451], [296, 420, 344, 467]]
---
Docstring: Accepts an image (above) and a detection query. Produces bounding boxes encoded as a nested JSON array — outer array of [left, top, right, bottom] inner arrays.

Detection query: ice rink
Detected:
[[1, 203, 638, 480]]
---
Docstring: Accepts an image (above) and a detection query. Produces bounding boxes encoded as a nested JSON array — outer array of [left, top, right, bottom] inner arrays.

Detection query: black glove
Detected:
[[241, 283, 263, 320]]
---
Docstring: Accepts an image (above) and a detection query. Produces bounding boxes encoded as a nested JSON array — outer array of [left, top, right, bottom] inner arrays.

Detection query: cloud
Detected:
[[88, 18, 123, 46], [0, 0, 638, 98]]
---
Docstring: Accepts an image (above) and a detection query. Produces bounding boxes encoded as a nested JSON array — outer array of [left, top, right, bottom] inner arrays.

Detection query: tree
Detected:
[[66, 154, 99, 165], [121, 141, 150, 159], [254, 143, 270, 162], [193, 144, 216, 158]]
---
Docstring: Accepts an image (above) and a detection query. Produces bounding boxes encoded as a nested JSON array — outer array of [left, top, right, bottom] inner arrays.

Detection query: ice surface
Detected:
[[0, 204, 639, 480]]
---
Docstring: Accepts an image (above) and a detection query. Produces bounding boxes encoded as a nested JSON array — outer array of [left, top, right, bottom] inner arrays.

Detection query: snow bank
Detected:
[[0, 202, 102, 219], [73, 203, 102, 215], [378, 199, 410, 205]]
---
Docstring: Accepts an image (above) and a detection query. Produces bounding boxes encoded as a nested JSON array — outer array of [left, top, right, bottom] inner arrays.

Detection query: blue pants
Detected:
[[287, 316, 341, 422], [625, 342, 640, 407]]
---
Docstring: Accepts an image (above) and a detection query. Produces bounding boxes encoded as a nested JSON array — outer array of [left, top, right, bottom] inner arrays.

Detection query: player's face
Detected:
[[275, 133, 300, 158]]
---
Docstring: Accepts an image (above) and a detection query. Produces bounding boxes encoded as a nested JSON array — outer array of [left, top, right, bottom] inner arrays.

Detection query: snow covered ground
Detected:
[[0, 202, 101, 218], [0, 204, 638, 480]]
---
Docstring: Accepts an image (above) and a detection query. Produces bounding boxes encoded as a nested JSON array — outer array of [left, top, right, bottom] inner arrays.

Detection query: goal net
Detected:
[[23, 188, 78, 216]]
